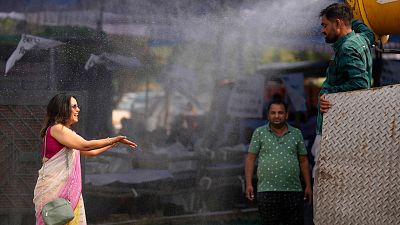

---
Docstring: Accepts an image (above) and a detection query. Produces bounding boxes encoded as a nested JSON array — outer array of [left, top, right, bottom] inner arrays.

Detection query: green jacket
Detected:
[[316, 20, 374, 134]]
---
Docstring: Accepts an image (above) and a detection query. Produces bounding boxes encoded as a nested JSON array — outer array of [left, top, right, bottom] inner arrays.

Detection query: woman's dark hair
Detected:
[[40, 93, 77, 138], [319, 3, 353, 26]]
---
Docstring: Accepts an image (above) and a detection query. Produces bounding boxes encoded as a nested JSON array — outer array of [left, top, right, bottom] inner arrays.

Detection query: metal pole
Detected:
[[49, 48, 56, 90]]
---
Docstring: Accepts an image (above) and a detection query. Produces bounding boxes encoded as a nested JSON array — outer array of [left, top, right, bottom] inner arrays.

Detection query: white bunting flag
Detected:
[[5, 34, 64, 75], [84, 53, 141, 71]]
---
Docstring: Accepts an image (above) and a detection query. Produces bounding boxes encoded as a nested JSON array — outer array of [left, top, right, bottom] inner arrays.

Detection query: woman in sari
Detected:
[[33, 93, 137, 225]]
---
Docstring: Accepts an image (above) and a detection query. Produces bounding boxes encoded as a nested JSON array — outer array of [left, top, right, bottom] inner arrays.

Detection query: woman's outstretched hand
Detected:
[[119, 138, 138, 149]]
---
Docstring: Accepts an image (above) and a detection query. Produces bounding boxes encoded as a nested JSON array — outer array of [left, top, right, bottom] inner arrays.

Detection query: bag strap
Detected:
[[41, 127, 49, 179], [41, 126, 71, 209], [40, 127, 50, 210]]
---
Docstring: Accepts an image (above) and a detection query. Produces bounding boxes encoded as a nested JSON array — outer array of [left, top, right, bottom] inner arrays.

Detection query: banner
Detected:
[[227, 75, 265, 118], [5, 34, 64, 74]]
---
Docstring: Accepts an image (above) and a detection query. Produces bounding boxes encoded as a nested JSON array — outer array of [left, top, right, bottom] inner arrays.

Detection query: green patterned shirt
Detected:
[[317, 20, 374, 134], [248, 123, 307, 192]]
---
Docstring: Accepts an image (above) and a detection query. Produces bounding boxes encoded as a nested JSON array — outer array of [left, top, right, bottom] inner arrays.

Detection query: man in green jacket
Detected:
[[312, 2, 374, 177], [312, 3, 375, 223]]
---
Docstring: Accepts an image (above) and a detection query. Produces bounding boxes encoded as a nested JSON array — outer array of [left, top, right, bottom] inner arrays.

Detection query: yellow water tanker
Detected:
[[346, 0, 400, 43]]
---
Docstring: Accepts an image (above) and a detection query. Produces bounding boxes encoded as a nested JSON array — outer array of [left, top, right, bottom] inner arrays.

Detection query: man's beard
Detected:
[[325, 36, 336, 43], [325, 32, 338, 44]]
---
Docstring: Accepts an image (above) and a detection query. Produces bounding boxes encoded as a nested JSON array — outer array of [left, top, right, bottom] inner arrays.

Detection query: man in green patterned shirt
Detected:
[[245, 99, 312, 225], [312, 2, 374, 177]]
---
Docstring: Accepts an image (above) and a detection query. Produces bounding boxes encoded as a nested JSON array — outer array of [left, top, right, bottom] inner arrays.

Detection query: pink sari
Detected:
[[33, 147, 86, 225]]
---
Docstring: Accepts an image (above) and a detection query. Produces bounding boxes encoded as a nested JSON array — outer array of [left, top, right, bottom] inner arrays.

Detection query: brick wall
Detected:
[[0, 105, 45, 209]]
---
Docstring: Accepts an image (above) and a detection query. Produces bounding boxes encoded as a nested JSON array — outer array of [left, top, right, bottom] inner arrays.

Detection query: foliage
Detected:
[[260, 47, 330, 64]]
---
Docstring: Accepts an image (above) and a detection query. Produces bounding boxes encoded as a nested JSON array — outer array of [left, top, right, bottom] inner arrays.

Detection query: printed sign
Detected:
[[227, 75, 265, 118]]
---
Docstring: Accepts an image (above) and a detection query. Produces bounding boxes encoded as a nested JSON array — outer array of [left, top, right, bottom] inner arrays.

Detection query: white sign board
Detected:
[[227, 75, 264, 118]]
